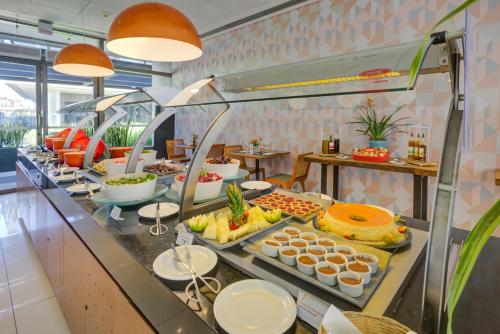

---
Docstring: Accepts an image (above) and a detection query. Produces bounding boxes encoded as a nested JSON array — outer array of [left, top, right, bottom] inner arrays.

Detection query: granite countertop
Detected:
[[17, 149, 500, 334]]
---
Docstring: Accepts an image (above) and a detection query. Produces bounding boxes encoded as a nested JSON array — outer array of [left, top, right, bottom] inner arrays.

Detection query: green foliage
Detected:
[[446, 200, 500, 333], [104, 119, 151, 147], [347, 97, 409, 140], [0, 124, 28, 147], [407, 0, 479, 88]]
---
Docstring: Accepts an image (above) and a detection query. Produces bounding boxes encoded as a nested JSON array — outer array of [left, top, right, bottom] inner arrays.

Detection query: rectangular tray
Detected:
[[242, 222, 393, 308], [183, 203, 293, 250], [144, 164, 183, 176], [248, 188, 330, 223]]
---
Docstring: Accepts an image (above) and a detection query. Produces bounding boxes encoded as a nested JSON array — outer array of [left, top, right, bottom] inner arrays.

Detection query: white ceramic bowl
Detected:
[[279, 246, 299, 266], [354, 252, 379, 274], [299, 232, 318, 245], [103, 158, 144, 177], [337, 271, 364, 298], [272, 232, 291, 245], [333, 245, 356, 261], [346, 261, 372, 285], [282, 227, 301, 238], [296, 254, 318, 276], [202, 159, 240, 178], [103, 172, 157, 202], [125, 150, 157, 166], [261, 240, 281, 257], [325, 252, 349, 271], [315, 262, 340, 286], [316, 238, 336, 252], [174, 173, 223, 202], [289, 238, 308, 253], [306, 245, 328, 261]]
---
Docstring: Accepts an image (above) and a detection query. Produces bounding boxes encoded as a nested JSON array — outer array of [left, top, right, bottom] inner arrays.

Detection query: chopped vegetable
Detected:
[[264, 209, 282, 223], [105, 173, 156, 185], [188, 215, 208, 232]]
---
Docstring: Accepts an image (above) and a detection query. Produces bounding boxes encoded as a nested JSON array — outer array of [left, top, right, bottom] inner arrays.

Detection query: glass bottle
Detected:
[[419, 134, 427, 161], [415, 133, 421, 161], [408, 132, 415, 160], [328, 135, 335, 154]]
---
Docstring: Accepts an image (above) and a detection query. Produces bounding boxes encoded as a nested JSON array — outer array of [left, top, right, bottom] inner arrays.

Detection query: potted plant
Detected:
[[249, 138, 261, 153], [347, 97, 409, 148], [0, 124, 28, 172]]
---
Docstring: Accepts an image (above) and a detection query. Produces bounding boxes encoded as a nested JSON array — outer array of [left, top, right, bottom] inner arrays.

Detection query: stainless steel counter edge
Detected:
[[17, 152, 216, 334]]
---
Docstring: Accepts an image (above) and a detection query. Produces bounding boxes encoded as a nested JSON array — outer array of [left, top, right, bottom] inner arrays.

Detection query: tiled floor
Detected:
[[0, 193, 70, 334]]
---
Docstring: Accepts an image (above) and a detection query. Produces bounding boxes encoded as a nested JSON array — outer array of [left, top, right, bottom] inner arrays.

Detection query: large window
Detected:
[[0, 61, 37, 147]]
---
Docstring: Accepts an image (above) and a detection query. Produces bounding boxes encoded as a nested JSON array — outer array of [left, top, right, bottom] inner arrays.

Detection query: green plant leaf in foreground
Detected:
[[446, 199, 500, 334], [407, 0, 479, 88]]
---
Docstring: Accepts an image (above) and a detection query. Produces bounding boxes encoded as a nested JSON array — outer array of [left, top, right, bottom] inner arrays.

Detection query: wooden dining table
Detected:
[[304, 153, 438, 219], [227, 150, 289, 180]]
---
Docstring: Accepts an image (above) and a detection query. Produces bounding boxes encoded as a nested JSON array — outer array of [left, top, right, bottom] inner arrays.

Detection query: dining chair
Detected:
[[166, 139, 190, 163], [224, 145, 265, 180], [265, 152, 313, 191], [207, 144, 225, 159]]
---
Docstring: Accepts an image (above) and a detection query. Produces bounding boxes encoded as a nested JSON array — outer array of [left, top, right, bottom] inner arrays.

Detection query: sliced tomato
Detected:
[[229, 222, 239, 231]]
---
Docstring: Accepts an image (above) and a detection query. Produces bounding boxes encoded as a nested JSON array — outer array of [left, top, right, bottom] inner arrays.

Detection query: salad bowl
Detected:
[[103, 157, 144, 176], [202, 156, 240, 178], [102, 172, 157, 202]]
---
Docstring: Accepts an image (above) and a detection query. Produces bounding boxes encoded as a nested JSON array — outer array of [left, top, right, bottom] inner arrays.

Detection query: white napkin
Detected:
[[321, 305, 362, 334]]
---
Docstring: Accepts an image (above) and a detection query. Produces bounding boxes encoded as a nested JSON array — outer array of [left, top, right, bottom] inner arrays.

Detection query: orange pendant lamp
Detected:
[[53, 43, 115, 77], [107, 2, 202, 62]]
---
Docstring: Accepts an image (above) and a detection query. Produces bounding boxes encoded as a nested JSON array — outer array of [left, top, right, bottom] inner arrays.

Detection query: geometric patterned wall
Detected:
[[173, 0, 500, 235]]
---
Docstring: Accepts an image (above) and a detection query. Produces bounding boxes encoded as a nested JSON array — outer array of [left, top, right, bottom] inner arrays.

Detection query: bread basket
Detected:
[[318, 312, 412, 334]]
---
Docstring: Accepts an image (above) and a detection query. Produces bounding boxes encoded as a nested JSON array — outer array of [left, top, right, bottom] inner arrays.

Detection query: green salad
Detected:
[[105, 173, 156, 186]]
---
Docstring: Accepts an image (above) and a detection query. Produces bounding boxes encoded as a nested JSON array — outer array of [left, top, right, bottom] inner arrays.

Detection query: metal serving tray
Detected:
[[182, 203, 293, 250], [242, 222, 393, 308], [248, 188, 331, 223]]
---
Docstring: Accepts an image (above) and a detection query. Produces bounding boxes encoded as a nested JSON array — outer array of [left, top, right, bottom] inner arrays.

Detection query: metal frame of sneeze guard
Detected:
[[63, 112, 97, 149], [125, 79, 213, 174], [83, 106, 127, 168], [171, 30, 465, 334]]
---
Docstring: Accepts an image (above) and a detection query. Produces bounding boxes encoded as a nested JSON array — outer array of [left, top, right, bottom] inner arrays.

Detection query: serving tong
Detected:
[[85, 180, 96, 200], [149, 202, 168, 235], [170, 243, 221, 303]]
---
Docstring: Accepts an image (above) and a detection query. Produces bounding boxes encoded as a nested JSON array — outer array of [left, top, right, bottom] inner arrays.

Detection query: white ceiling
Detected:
[[0, 0, 292, 36]]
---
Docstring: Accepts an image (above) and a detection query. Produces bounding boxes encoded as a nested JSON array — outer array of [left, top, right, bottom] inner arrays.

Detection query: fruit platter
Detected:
[[352, 147, 390, 163], [242, 222, 392, 308], [249, 188, 328, 222], [184, 183, 292, 249], [202, 155, 241, 178]]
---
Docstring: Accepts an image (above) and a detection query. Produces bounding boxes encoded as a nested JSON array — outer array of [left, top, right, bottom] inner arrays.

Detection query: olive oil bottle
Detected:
[[419, 133, 427, 161], [408, 133, 415, 160]]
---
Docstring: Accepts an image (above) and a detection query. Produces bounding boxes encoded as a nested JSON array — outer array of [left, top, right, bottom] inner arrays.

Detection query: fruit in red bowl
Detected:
[[352, 147, 390, 162]]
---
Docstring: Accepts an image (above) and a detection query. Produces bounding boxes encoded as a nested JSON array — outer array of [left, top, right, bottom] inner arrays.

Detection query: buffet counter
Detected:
[[15, 149, 499, 333]]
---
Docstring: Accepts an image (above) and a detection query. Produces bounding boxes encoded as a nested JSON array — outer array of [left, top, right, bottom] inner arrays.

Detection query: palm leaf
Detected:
[[446, 200, 500, 334], [407, 0, 479, 88]]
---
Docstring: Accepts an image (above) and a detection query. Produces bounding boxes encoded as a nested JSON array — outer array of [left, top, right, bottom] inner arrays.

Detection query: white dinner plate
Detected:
[[138, 202, 179, 219], [389, 159, 407, 165], [53, 174, 79, 183], [214, 279, 297, 334], [153, 245, 217, 281], [240, 181, 272, 190], [54, 166, 80, 174], [66, 183, 100, 194], [303, 192, 333, 201]]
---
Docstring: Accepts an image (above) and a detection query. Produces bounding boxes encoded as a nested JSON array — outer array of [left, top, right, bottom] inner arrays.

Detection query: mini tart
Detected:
[[318, 203, 406, 244]]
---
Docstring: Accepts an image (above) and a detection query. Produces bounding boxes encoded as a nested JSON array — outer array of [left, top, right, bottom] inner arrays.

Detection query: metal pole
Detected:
[[421, 36, 464, 334], [83, 106, 127, 168]]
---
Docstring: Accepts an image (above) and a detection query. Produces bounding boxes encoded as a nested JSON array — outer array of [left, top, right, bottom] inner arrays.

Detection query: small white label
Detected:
[[176, 231, 194, 246], [296, 290, 329, 329], [110, 206, 123, 221]]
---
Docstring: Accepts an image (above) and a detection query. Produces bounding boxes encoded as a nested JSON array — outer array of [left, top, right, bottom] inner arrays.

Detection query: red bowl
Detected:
[[109, 146, 132, 158], [57, 148, 79, 163], [51, 138, 66, 153], [64, 151, 85, 168], [352, 152, 390, 163], [44, 136, 55, 150]]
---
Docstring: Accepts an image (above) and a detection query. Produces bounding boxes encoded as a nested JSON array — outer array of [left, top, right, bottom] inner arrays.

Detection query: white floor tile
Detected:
[[0, 265, 7, 289], [15, 296, 70, 334], [1, 232, 32, 253], [3, 243, 37, 266], [0, 285, 12, 312], [6, 257, 45, 284], [9, 273, 54, 311], [0, 307, 16, 334]]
